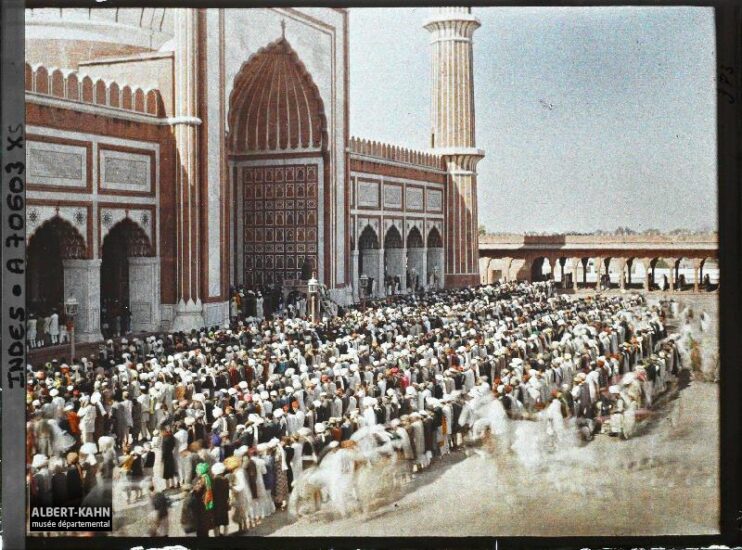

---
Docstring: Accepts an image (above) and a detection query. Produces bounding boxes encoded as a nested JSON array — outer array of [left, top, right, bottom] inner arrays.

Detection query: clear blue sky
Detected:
[[348, 7, 717, 234]]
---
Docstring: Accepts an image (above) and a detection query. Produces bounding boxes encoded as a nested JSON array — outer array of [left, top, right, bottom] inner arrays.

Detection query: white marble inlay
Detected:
[[101, 148, 150, 191], [406, 187, 424, 210], [27, 140, 86, 187], [358, 180, 380, 208], [427, 189, 443, 211], [383, 184, 402, 208]]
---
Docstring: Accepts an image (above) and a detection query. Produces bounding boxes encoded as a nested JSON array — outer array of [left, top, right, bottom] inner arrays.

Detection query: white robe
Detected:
[[230, 468, 252, 522], [48, 313, 59, 337], [251, 457, 275, 518]]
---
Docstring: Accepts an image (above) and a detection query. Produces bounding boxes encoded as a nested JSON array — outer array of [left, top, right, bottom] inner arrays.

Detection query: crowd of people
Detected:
[[26, 280, 687, 537], [26, 309, 71, 349]]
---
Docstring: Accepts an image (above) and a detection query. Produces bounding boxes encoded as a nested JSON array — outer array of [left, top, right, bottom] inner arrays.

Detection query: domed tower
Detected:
[[424, 7, 484, 288]]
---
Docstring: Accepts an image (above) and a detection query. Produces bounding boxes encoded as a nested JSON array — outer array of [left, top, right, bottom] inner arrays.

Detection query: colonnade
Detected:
[[352, 225, 445, 301], [482, 255, 719, 293]]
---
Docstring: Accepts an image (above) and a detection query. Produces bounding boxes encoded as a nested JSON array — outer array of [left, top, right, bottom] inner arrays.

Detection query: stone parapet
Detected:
[[348, 137, 445, 172], [25, 62, 164, 117]]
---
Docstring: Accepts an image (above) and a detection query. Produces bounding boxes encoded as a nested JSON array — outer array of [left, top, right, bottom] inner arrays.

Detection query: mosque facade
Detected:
[[24, 6, 484, 340]]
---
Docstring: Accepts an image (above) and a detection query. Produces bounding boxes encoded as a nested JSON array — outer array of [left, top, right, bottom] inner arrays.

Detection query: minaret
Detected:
[[425, 7, 484, 288]]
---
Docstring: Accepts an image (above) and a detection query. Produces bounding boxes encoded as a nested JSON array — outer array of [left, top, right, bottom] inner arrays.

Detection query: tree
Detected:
[[478, 224, 487, 237], [614, 226, 637, 235]]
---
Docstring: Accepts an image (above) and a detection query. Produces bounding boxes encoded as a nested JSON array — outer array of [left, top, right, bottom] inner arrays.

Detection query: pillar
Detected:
[[425, 8, 484, 288], [595, 257, 603, 290], [128, 256, 161, 332], [503, 257, 513, 282], [361, 248, 381, 297], [675, 260, 681, 291], [377, 247, 385, 297], [401, 242, 408, 291], [63, 259, 103, 343], [699, 260, 705, 289], [171, 7, 206, 332], [641, 260, 650, 291], [617, 258, 627, 290], [421, 246, 428, 289], [666, 258, 676, 292], [570, 258, 579, 290], [407, 246, 425, 290], [693, 258, 701, 293], [351, 250, 360, 302], [559, 258, 566, 289]]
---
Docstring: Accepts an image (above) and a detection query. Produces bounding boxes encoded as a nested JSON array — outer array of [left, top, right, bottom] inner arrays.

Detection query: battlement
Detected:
[[349, 137, 444, 171], [25, 62, 164, 118]]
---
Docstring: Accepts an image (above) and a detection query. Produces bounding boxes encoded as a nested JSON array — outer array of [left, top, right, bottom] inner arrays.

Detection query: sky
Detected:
[[348, 7, 717, 234]]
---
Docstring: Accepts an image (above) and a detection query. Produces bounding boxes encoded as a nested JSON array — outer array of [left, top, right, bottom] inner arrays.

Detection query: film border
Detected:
[[3, 1, 741, 550], [2, 1, 27, 550]]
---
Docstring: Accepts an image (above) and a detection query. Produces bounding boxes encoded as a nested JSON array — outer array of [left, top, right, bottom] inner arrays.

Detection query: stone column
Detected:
[[438, 248, 446, 288], [595, 257, 603, 290], [699, 260, 705, 289], [401, 243, 408, 292], [407, 247, 425, 290], [666, 258, 676, 292], [421, 246, 428, 289], [548, 256, 558, 284], [675, 260, 681, 291], [351, 249, 360, 302], [63, 259, 103, 343], [425, 8, 484, 288], [502, 257, 512, 282], [570, 258, 579, 290], [171, 7, 206, 332], [641, 259, 651, 291], [692, 258, 701, 293], [618, 258, 627, 290], [377, 247, 385, 297], [129, 256, 161, 332], [559, 258, 567, 289], [361, 248, 380, 297]]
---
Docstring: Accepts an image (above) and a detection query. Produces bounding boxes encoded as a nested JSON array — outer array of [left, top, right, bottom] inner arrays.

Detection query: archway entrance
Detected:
[[531, 257, 552, 282], [100, 218, 153, 337], [228, 37, 329, 293], [700, 257, 719, 291], [426, 227, 444, 288], [27, 216, 86, 344], [358, 225, 379, 296], [406, 226, 424, 291], [383, 225, 404, 294]]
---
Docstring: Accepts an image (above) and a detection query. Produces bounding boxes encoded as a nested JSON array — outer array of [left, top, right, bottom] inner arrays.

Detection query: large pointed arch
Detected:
[[427, 226, 443, 248], [27, 216, 87, 316], [227, 37, 327, 153], [229, 37, 330, 290], [102, 217, 154, 258], [358, 224, 379, 250]]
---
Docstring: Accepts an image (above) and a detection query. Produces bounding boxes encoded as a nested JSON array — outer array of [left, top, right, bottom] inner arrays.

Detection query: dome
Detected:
[[25, 8, 175, 70]]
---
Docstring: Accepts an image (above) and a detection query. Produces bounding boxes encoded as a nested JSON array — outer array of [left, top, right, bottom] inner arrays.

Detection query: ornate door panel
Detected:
[[242, 163, 319, 287]]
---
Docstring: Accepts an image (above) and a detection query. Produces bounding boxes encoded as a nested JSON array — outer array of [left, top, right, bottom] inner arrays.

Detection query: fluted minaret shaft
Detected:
[[425, 7, 484, 287], [171, 7, 205, 330], [426, 7, 479, 149]]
